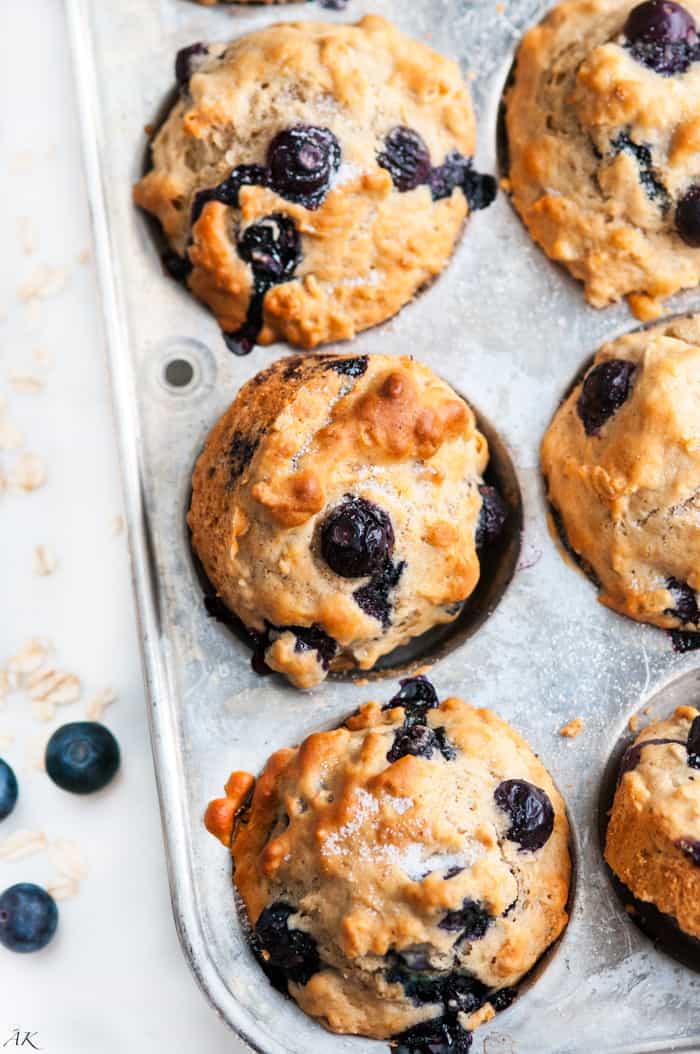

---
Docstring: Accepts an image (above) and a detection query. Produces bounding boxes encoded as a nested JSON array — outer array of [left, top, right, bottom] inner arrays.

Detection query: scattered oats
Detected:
[[8, 638, 50, 679], [0, 829, 47, 860], [86, 687, 117, 721], [112, 514, 125, 535], [27, 669, 81, 707], [26, 731, 50, 771], [78, 247, 91, 265], [33, 544, 58, 576], [0, 733, 14, 749], [17, 216, 37, 255], [47, 876, 80, 901], [559, 717, 584, 739], [9, 374, 43, 394], [8, 451, 46, 493], [0, 409, 23, 451], [19, 263, 68, 302], [34, 346, 51, 370], [48, 838, 88, 881]]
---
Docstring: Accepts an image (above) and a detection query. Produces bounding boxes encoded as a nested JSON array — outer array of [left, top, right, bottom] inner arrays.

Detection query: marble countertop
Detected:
[[0, 2, 242, 1050]]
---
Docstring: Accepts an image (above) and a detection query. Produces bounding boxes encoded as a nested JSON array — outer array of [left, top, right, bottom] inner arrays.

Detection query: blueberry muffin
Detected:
[[506, 0, 700, 321], [134, 16, 495, 353], [541, 315, 700, 632], [205, 679, 571, 1046], [188, 353, 508, 690], [605, 705, 700, 938]]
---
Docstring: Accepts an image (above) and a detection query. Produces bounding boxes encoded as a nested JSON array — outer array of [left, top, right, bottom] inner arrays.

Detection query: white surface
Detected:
[[0, 3, 241, 1051]]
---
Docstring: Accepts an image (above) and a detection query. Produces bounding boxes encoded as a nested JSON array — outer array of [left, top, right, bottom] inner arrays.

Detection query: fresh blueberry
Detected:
[[687, 715, 700, 768], [267, 126, 341, 209], [0, 760, 18, 821], [191, 165, 270, 225], [174, 42, 208, 91], [321, 497, 394, 579], [383, 676, 439, 722], [665, 578, 700, 624], [429, 152, 470, 201], [676, 185, 700, 246], [392, 1017, 473, 1054], [676, 837, 700, 864], [618, 737, 683, 779], [475, 485, 508, 551], [0, 883, 58, 953], [494, 779, 554, 852], [353, 557, 405, 628], [439, 898, 492, 941], [576, 359, 636, 436], [254, 902, 320, 989], [624, 0, 697, 74], [45, 722, 120, 795], [237, 214, 301, 284], [378, 127, 431, 192]]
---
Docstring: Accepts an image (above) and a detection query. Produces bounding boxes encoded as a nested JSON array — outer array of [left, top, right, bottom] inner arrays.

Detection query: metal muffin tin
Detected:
[[66, 0, 700, 1050]]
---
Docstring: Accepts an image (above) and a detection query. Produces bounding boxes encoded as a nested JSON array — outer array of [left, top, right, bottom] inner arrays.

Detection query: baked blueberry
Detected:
[[353, 557, 405, 628], [624, 0, 698, 74], [326, 356, 369, 378], [618, 737, 683, 779], [0, 883, 58, 953], [175, 42, 208, 91], [576, 359, 636, 436], [494, 779, 554, 851], [676, 837, 700, 864], [237, 214, 301, 284], [378, 127, 431, 192], [254, 902, 320, 987], [475, 485, 508, 551], [439, 898, 492, 941], [267, 126, 341, 209], [321, 497, 394, 578], [0, 760, 18, 821], [429, 152, 469, 202], [290, 625, 338, 669], [676, 186, 700, 247], [392, 1017, 473, 1054], [462, 168, 498, 212], [670, 629, 700, 652], [383, 676, 439, 720], [665, 578, 700, 625], [191, 165, 270, 225], [387, 723, 456, 764], [45, 722, 120, 795], [686, 715, 700, 768], [610, 135, 670, 208]]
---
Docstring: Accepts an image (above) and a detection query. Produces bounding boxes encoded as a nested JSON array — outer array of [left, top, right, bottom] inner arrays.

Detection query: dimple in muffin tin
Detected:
[[66, 0, 700, 1051]]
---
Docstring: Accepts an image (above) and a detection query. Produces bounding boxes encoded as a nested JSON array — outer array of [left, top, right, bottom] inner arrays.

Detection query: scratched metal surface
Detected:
[[65, 0, 700, 1050]]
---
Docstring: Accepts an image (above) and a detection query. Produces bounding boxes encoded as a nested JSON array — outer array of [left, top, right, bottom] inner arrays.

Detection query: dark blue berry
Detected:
[[624, 0, 697, 74], [576, 359, 636, 436], [670, 628, 700, 652], [439, 898, 492, 941], [0, 883, 58, 953], [396, 945, 433, 971], [392, 1017, 473, 1054], [665, 578, 700, 625], [378, 127, 431, 192], [353, 557, 405, 628], [45, 722, 120, 795], [227, 431, 261, 483], [490, 987, 517, 1011], [175, 42, 208, 91], [161, 249, 192, 283], [254, 902, 320, 989], [291, 625, 337, 669], [429, 152, 469, 201], [676, 837, 700, 864], [618, 737, 684, 780], [326, 356, 368, 377], [462, 168, 498, 212], [610, 135, 670, 208], [267, 126, 341, 209], [475, 485, 508, 551], [383, 676, 439, 723], [0, 760, 18, 821], [387, 724, 455, 764], [676, 185, 700, 246], [237, 214, 301, 284], [494, 779, 554, 852], [687, 715, 700, 768], [321, 497, 394, 578]]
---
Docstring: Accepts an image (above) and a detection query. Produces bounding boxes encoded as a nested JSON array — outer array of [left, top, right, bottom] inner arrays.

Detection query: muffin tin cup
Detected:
[[67, 0, 700, 1050]]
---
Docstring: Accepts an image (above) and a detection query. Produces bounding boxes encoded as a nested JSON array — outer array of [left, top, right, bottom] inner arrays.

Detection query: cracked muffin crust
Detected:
[[605, 705, 700, 939], [188, 353, 508, 690], [134, 16, 495, 353], [542, 315, 700, 631], [205, 679, 571, 1046], [506, 0, 700, 321]]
